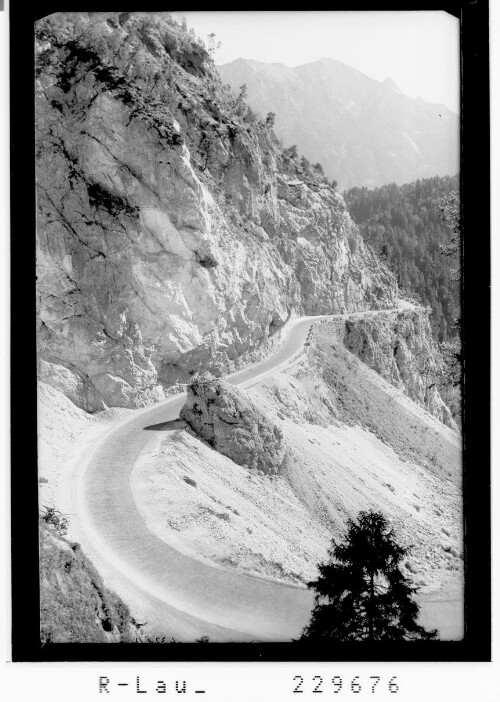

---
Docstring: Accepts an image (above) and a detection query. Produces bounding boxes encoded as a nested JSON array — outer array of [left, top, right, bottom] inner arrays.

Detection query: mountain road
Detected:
[[69, 304, 462, 641]]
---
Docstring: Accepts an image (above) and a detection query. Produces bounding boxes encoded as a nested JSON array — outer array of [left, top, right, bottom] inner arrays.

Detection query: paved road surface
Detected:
[[72, 307, 463, 641]]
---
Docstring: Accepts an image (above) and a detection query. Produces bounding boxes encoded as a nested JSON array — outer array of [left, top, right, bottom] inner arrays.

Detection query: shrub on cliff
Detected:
[[39, 519, 140, 643], [40, 505, 69, 536]]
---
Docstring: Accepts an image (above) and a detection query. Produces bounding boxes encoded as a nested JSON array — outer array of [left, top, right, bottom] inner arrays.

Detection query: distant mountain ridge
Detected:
[[218, 57, 459, 189]]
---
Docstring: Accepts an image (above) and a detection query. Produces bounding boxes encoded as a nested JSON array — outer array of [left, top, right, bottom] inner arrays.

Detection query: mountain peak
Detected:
[[311, 56, 361, 72], [382, 76, 400, 92], [220, 57, 287, 69]]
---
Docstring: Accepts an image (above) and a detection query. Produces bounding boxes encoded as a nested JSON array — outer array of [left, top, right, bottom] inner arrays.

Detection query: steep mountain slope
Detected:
[[218, 58, 459, 189], [40, 519, 140, 643], [36, 12, 397, 412], [344, 308, 456, 428]]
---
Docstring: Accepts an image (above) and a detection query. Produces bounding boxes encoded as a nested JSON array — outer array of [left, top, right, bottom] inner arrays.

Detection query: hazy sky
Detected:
[[173, 11, 460, 114]]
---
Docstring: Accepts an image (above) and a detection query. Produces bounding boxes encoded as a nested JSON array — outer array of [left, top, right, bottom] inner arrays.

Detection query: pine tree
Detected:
[[265, 111, 276, 128], [302, 510, 437, 642], [300, 155, 311, 172], [206, 32, 221, 58], [235, 83, 247, 104]]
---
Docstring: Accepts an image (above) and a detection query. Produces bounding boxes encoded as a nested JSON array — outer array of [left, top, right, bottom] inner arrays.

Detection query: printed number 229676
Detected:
[[292, 675, 399, 694]]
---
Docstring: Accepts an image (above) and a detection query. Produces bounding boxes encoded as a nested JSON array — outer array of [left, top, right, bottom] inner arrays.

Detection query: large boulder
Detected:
[[180, 378, 287, 474]]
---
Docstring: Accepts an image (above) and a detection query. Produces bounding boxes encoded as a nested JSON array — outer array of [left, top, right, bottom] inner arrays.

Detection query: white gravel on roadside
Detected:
[[37, 381, 134, 519], [130, 358, 462, 595]]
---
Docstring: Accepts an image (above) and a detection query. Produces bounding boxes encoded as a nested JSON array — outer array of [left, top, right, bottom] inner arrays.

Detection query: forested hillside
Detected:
[[345, 175, 460, 342]]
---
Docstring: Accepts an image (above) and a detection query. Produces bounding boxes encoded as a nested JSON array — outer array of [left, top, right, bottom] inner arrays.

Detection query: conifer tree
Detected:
[[302, 510, 437, 642], [265, 111, 276, 128], [300, 155, 311, 171]]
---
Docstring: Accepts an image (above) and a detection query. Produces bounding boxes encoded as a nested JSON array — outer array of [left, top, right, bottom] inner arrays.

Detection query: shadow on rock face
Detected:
[[180, 378, 287, 475]]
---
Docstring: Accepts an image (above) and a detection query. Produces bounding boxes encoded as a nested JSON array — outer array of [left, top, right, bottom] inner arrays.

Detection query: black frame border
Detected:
[[10, 0, 491, 662]]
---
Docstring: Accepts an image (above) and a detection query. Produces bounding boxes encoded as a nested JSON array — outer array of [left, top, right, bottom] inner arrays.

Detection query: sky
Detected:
[[173, 11, 460, 114]]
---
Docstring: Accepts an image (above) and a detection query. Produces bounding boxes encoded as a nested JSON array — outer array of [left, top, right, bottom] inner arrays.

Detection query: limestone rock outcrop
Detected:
[[36, 12, 398, 410], [180, 379, 287, 474], [343, 309, 457, 429]]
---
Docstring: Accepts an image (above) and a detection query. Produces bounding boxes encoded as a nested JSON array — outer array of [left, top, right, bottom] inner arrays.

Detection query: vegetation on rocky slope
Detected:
[[345, 175, 460, 342], [39, 518, 140, 643]]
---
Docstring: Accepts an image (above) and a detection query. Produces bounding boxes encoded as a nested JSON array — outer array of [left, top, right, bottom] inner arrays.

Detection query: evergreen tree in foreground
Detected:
[[302, 510, 437, 642]]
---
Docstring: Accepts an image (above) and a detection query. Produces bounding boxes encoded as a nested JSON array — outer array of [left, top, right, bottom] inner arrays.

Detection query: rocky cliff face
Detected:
[[343, 309, 456, 429], [180, 378, 287, 474], [36, 12, 397, 411]]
